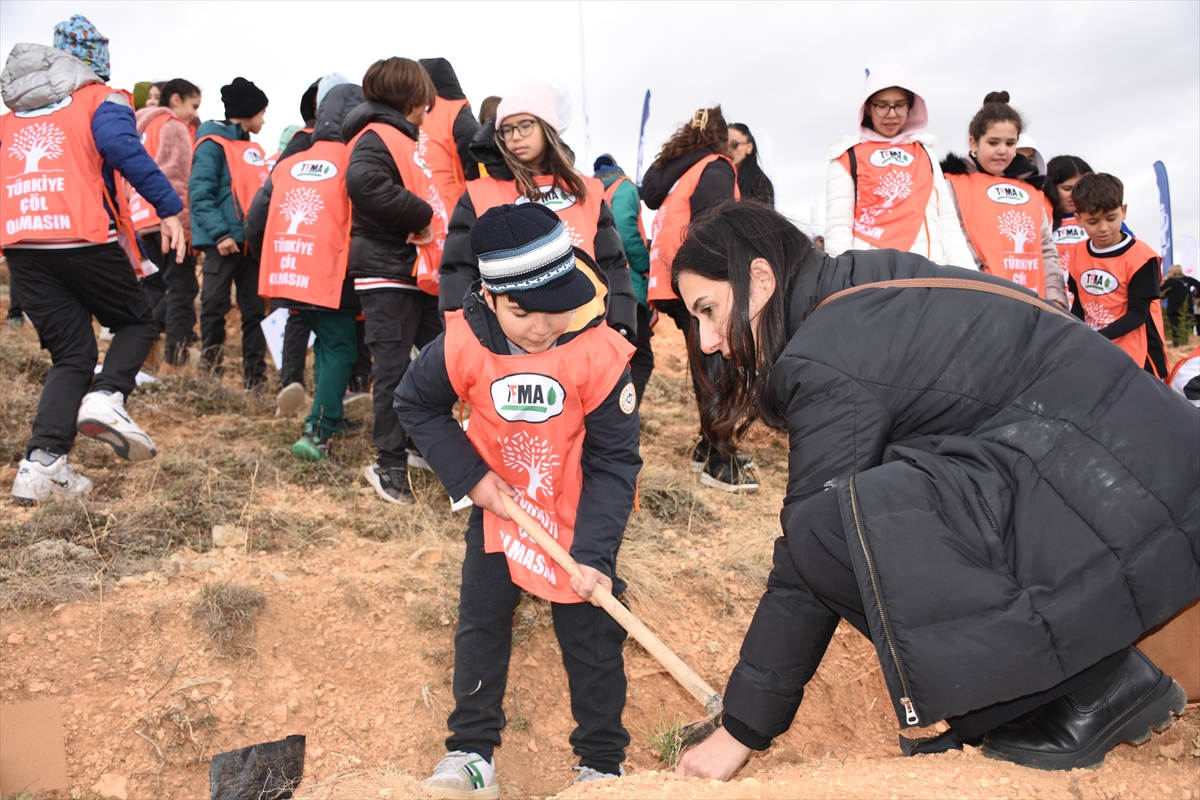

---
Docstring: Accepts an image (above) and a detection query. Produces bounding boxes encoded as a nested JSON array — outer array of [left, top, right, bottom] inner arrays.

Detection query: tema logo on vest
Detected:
[[515, 184, 577, 212], [1054, 224, 1087, 245], [1080, 268, 1120, 295], [13, 95, 73, 119], [290, 159, 338, 182], [490, 374, 566, 422], [242, 147, 266, 167], [869, 148, 914, 168], [987, 183, 1030, 205]]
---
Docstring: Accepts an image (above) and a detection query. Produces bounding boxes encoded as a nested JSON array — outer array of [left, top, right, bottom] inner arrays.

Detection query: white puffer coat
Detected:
[[823, 65, 973, 269]]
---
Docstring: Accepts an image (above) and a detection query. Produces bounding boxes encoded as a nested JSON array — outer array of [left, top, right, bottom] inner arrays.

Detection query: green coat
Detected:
[[599, 171, 651, 310], [188, 119, 252, 247]]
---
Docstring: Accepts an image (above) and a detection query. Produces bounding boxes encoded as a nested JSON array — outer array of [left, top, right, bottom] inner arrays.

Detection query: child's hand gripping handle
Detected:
[[499, 494, 723, 714]]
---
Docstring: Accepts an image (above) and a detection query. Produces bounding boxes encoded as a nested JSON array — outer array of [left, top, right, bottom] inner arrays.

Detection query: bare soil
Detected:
[[1, 281, 1197, 800]]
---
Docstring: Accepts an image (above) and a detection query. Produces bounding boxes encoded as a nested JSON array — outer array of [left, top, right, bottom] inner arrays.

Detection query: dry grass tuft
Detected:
[[136, 692, 219, 766], [0, 538, 100, 610], [296, 765, 434, 800], [190, 581, 266, 657]]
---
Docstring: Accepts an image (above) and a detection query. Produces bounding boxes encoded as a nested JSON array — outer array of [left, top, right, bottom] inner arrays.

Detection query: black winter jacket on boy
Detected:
[[394, 255, 641, 579], [340, 101, 434, 290]]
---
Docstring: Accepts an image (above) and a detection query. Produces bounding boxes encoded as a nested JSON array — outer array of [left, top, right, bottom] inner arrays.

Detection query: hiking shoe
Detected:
[[407, 446, 432, 472], [572, 765, 626, 784], [363, 461, 413, 505], [76, 390, 157, 461], [275, 382, 307, 418], [689, 439, 753, 473], [291, 431, 332, 462], [11, 450, 93, 504], [421, 751, 498, 799], [699, 452, 759, 493], [332, 419, 363, 438]]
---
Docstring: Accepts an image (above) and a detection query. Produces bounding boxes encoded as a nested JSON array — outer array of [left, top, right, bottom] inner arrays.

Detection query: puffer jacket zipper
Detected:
[[849, 476, 920, 725]]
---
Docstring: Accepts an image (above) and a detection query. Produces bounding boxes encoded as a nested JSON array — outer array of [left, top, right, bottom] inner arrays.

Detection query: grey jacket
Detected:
[[0, 43, 99, 110]]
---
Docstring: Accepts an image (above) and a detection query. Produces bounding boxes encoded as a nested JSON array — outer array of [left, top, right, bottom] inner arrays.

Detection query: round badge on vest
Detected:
[[869, 147, 915, 168], [290, 159, 338, 182], [987, 183, 1031, 205], [514, 184, 577, 212], [490, 374, 567, 423], [243, 147, 265, 166], [1080, 268, 1120, 295]]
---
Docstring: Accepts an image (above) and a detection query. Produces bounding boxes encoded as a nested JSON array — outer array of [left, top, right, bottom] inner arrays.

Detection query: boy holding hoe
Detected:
[[395, 203, 641, 796]]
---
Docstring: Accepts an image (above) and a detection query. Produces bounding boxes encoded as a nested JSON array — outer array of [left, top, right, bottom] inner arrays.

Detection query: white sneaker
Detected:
[[572, 765, 626, 784], [11, 451, 93, 503], [421, 751, 498, 799], [276, 382, 307, 418], [407, 447, 432, 472], [76, 390, 157, 461]]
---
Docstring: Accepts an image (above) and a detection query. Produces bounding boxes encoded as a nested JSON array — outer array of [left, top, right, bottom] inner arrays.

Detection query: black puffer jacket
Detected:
[[341, 101, 434, 288], [419, 57, 481, 181], [437, 121, 638, 340], [724, 247, 1199, 735], [243, 83, 364, 313], [640, 144, 736, 215]]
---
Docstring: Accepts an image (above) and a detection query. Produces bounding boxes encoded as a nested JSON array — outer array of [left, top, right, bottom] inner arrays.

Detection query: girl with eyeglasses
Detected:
[[436, 80, 638, 344], [824, 65, 972, 269], [941, 92, 1068, 308]]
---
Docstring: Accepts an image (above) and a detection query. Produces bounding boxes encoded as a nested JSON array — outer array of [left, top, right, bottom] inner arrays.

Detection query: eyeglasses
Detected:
[[729, 139, 749, 149], [871, 101, 910, 117], [497, 120, 537, 141]]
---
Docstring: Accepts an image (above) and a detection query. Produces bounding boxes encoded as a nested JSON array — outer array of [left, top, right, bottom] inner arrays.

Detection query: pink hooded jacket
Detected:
[[135, 105, 193, 232], [823, 64, 972, 268]]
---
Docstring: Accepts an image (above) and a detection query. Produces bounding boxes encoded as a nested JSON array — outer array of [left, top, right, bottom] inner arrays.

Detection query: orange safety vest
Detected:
[[647, 153, 738, 301], [603, 175, 647, 246], [420, 97, 470, 212], [1054, 214, 1088, 309], [1066, 236, 1166, 375], [837, 142, 935, 254], [1167, 344, 1200, 400], [258, 140, 351, 309], [349, 122, 449, 295], [124, 112, 175, 231], [193, 134, 269, 219], [946, 172, 1047, 298], [266, 126, 313, 172], [467, 174, 604, 259], [443, 310, 634, 602], [1, 84, 118, 246]]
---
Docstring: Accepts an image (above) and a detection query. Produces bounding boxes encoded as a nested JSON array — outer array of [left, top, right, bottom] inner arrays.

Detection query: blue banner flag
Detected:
[[635, 90, 651, 185], [1153, 161, 1173, 269]]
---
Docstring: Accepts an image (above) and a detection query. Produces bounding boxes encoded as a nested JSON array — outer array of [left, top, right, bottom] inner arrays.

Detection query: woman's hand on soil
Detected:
[[674, 726, 752, 781], [468, 471, 513, 520], [407, 225, 434, 246], [570, 565, 612, 606]]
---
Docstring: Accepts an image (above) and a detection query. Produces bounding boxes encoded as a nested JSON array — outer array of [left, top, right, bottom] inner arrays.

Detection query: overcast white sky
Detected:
[[3, 0, 1198, 257]]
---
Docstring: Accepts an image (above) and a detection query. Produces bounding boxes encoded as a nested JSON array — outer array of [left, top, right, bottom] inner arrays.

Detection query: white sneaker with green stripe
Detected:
[[421, 751, 498, 799]]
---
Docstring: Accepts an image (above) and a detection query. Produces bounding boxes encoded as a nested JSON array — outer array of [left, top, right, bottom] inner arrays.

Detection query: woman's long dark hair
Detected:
[[729, 122, 775, 206], [1045, 154, 1093, 229], [670, 200, 813, 452]]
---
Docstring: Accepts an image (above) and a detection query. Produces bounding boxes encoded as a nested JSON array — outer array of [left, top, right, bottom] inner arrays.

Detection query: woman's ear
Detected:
[[749, 257, 777, 300]]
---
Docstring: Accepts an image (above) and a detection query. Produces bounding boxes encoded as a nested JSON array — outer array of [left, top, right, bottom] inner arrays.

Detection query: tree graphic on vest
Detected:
[[560, 221, 585, 249], [876, 170, 914, 209], [8, 123, 65, 173], [1084, 302, 1116, 331], [500, 431, 560, 503], [999, 210, 1036, 254], [280, 188, 324, 235]]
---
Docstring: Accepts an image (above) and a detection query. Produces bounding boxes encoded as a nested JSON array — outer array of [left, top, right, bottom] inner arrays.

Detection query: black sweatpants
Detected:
[[280, 311, 311, 389], [140, 230, 199, 364], [358, 290, 441, 467], [199, 245, 266, 389], [726, 489, 1131, 748], [5, 243, 157, 455], [447, 508, 629, 773], [630, 304, 655, 405]]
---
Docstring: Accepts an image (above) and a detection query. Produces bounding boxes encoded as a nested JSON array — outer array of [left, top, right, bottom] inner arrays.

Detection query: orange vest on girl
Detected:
[[1054, 214, 1088, 308], [1, 83, 118, 246], [1066, 237, 1166, 374], [836, 142, 935, 254], [1167, 344, 1200, 400], [258, 140, 351, 309], [647, 153, 739, 301], [193, 134, 269, 219], [946, 172, 1047, 297], [603, 175, 647, 245], [443, 310, 634, 602], [124, 112, 177, 231], [420, 98, 470, 212], [467, 174, 604, 259], [349, 122, 449, 295]]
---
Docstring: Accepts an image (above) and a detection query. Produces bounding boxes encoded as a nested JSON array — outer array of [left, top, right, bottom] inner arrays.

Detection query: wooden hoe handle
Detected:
[[499, 494, 723, 714]]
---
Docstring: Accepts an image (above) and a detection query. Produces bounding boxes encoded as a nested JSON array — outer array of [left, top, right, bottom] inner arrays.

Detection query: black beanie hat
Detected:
[[221, 77, 268, 120], [299, 79, 320, 125], [470, 203, 596, 314]]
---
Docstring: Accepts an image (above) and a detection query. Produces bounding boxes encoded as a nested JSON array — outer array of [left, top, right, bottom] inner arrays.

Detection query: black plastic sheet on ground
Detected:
[[209, 734, 305, 800]]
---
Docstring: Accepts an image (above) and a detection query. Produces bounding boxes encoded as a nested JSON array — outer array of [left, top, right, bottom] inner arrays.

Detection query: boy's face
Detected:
[[484, 290, 573, 354], [1078, 204, 1127, 249]]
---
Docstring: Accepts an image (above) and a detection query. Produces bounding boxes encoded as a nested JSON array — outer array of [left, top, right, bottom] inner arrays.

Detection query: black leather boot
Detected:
[[982, 648, 1187, 770]]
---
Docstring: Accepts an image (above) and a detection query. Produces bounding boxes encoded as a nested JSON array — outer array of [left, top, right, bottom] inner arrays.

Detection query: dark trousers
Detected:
[[447, 509, 629, 772], [782, 489, 1130, 743], [199, 246, 266, 389], [351, 318, 371, 391], [5, 243, 157, 455], [359, 290, 442, 466], [630, 304, 655, 405], [280, 311, 311, 389], [7, 270, 22, 318], [297, 310, 357, 438], [140, 231, 199, 364]]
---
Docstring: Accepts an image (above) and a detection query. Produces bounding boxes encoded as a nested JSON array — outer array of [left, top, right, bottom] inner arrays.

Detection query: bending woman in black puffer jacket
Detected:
[[669, 201, 1198, 779]]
